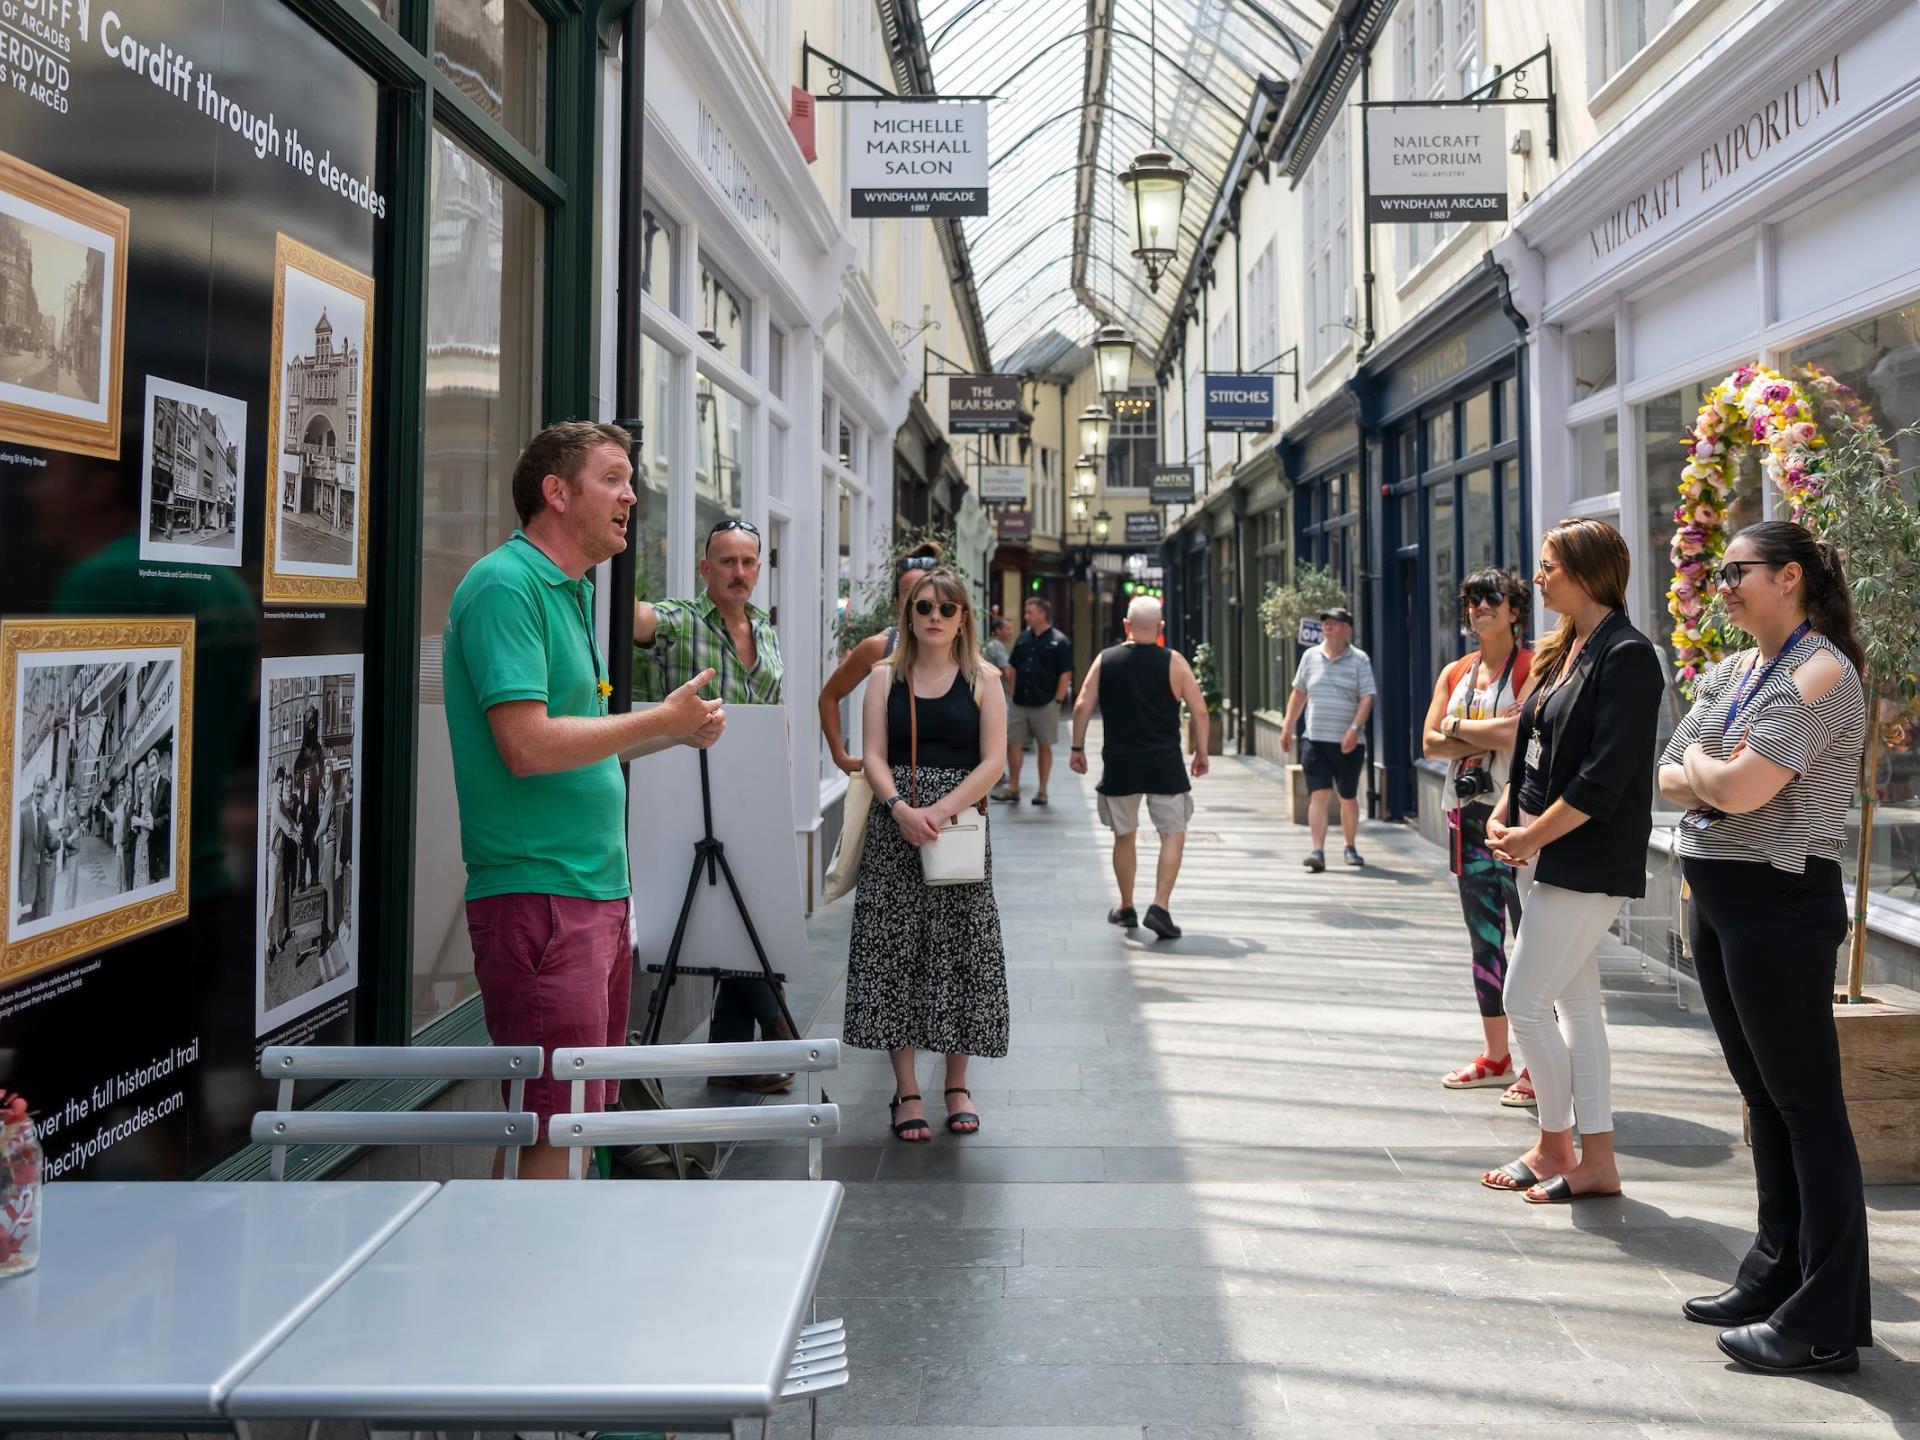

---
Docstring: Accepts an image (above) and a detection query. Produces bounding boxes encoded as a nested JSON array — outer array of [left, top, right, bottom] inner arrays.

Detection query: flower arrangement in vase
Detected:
[[0, 1089, 41, 1277]]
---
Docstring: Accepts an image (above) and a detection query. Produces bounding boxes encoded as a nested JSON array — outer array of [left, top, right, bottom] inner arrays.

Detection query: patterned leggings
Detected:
[[1454, 802, 1522, 1018]]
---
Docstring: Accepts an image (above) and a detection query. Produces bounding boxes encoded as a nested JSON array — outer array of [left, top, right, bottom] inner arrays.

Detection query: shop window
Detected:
[[1498, 376, 1518, 446], [1398, 490, 1419, 549], [1424, 407, 1455, 469], [838, 419, 856, 471], [698, 257, 751, 368], [1572, 415, 1619, 502], [416, 131, 545, 1033], [696, 374, 748, 530], [1463, 468, 1495, 572], [1463, 389, 1491, 456], [1785, 302, 1920, 505], [632, 335, 674, 607], [640, 193, 678, 314], [1428, 483, 1457, 668], [1501, 461, 1524, 576], [433, 0, 547, 157], [769, 421, 789, 502], [1571, 321, 1617, 400], [769, 325, 787, 400]]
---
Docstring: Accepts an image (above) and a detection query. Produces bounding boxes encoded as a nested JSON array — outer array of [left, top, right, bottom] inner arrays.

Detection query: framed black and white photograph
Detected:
[[139, 377, 246, 568], [263, 234, 373, 606], [255, 652, 362, 1036], [0, 149, 129, 460], [2, 618, 193, 986]]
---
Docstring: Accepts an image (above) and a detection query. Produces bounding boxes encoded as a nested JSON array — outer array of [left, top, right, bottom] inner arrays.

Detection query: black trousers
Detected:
[[708, 977, 789, 1045], [1684, 854, 1871, 1348]]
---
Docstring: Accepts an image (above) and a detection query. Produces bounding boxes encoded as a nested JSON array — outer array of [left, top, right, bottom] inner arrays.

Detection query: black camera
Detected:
[[1453, 764, 1495, 800]]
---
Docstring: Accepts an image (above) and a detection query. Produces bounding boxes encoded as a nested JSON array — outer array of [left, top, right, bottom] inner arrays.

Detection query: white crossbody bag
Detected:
[[910, 680, 988, 886]]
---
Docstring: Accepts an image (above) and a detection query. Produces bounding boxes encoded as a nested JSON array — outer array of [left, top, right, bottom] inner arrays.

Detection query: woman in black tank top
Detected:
[[844, 570, 1011, 1143]]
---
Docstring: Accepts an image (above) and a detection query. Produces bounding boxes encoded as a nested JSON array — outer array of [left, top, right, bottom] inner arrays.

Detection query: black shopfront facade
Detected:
[[1353, 258, 1529, 829]]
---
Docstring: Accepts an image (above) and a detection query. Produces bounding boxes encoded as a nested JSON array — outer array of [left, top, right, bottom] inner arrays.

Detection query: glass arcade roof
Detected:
[[919, 0, 1333, 368]]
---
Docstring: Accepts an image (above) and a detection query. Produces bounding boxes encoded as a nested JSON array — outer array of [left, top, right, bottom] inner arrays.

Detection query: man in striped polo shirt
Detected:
[[1281, 606, 1375, 872]]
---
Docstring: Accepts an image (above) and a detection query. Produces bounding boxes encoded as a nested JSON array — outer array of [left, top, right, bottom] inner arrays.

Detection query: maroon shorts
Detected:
[[466, 892, 632, 1123]]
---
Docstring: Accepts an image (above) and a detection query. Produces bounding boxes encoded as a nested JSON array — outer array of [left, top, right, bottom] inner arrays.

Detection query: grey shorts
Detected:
[[1007, 702, 1060, 749], [1097, 791, 1195, 836]]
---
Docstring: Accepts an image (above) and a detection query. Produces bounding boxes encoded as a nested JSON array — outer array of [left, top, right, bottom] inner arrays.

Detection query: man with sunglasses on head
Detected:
[[633, 515, 796, 1091]]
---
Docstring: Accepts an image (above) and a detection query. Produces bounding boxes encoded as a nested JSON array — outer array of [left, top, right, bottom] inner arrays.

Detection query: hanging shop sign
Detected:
[[977, 464, 1028, 502], [1203, 374, 1275, 433], [995, 508, 1033, 540], [1124, 511, 1164, 545], [948, 374, 1024, 434], [1148, 465, 1196, 504], [844, 101, 988, 218], [1365, 106, 1508, 224], [1298, 617, 1324, 647]]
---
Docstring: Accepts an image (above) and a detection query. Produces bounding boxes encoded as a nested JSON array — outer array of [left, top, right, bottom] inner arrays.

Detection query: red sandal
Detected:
[[1500, 1069, 1537, 1108], [1442, 1053, 1515, 1090]]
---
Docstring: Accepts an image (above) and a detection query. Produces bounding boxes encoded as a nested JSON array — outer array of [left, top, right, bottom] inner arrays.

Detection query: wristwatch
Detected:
[[882, 794, 905, 811], [1070, 746, 1086, 753]]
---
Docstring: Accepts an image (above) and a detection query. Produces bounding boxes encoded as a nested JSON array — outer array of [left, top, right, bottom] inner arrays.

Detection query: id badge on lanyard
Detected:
[[1524, 732, 1543, 774]]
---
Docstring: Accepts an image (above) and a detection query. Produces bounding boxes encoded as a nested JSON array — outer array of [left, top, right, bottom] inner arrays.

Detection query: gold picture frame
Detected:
[[263, 233, 374, 606], [2, 617, 195, 986], [0, 149, 129, 460]]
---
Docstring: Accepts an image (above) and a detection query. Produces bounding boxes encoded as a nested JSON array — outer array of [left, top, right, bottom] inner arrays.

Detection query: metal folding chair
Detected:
[[252, 1044, 542, 1180], [547, 1039, 847, 1439]]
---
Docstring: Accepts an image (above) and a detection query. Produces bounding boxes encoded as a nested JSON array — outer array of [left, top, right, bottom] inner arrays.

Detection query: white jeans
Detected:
[[1503, 875, 1626, 1136]]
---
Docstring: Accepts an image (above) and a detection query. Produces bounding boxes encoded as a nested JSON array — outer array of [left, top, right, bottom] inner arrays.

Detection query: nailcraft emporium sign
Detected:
[[1203, 374, 1275, 433], [1365, 107, 1507, 224], [845, 101, 988, 218], [948, 374, 1023, 434], [1148, 465, 1196, 504], [977, 464, 1027, 502]]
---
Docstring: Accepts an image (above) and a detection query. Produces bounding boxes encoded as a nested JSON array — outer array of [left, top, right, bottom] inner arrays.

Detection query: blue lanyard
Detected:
[[1720, 620, 1811, 738]]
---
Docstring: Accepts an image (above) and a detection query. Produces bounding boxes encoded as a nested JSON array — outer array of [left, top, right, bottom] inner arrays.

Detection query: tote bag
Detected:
[[821, 772, 871, 904], [911, 680, 988, 886]]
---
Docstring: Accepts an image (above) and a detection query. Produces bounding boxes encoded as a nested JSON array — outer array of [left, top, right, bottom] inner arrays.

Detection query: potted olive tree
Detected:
[[1188, 641, 1225, 755], [1258, 562, 1348, 655]]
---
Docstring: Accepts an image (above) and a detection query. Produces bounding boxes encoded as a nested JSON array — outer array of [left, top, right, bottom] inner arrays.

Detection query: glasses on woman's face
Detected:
[[1715, 559, 1764, 591], [1465, 587, 1508, 610], [914, 599, 961, 619]]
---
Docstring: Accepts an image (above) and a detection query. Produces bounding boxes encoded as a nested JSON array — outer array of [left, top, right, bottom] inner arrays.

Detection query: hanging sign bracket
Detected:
[[802, 37, 998, 103]]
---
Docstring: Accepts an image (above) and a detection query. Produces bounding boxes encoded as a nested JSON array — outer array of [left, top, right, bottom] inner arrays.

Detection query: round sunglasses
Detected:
[[1464, 586, 1510, 609], [914, 599, 962, 619]]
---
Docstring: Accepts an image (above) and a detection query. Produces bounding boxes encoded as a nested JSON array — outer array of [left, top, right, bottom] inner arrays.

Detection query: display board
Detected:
[[0, 0, 386, 1178]]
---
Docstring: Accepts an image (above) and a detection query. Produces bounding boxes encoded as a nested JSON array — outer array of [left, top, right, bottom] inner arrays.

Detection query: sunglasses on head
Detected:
[[914, 599, 961, 619], [707, 517, 760, 538], [897, 555, 939, 575]]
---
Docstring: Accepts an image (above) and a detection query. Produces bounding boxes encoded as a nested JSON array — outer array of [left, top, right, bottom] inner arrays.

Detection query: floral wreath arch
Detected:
[[1665, 363, 1864, 692]]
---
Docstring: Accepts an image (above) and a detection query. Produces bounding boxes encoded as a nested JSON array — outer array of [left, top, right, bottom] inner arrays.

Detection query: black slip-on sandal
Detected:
[[944, 1087, 980, 1134], [889, 1093, 931, 1142], [1524, 1174, 1622, 1205], [1481, 1159, 1540, 1192]]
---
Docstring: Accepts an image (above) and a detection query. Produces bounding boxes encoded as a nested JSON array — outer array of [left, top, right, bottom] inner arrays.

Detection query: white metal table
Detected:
[[226, 1178, 844, 1430], [0, 1180, 439, 1425]]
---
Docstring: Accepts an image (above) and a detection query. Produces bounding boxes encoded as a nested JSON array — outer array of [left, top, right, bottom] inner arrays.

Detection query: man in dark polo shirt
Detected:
[[444, 420, 725, 1179], [997, 597, 1073, 806]]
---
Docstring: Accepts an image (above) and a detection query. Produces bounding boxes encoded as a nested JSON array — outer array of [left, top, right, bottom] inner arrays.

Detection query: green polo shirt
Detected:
[[443, 531, 628, 902]]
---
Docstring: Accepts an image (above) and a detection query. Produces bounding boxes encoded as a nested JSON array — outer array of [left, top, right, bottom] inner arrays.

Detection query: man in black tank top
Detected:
[[1069, 598, 1211, 940]]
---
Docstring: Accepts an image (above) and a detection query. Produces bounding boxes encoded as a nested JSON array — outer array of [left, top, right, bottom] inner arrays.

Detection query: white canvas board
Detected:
[[627, 703, 807, 997]]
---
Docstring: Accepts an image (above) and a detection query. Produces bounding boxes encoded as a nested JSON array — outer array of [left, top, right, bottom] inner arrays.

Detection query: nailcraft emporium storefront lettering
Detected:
[[1365, 106, 1507, 224], [948, 374, 1023, 434], [697, 101, 783, 259], [1582, 54, 1844, 270], [845, 101, 987, 218], [1204, 374, 1275, 433]]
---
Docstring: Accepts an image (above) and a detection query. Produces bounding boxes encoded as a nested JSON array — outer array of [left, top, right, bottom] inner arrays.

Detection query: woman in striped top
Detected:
[[1658, 520, 1870, 1375]]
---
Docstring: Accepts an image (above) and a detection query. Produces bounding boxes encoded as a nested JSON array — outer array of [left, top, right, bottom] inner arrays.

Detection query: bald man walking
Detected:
[[1070, 598, 1210, 940]]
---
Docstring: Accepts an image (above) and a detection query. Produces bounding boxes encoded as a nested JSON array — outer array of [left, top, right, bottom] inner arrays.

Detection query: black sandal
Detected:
[[944, 1087, 980, 1134], [889, 1093, 931, 1142]]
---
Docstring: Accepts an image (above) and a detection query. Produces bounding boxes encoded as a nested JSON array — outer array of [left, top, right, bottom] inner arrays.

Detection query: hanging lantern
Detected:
[[1073, 452, 1098, 497], [1072, 496, 1089, 523], [1118, 149, 1189, 293], [1093, 324, 1135, 399], [1078, 404, 1112, 458], [1093, 508, 1113, 543]]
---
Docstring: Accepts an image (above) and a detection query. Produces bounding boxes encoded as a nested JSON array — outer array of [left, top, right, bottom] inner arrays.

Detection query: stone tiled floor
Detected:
[[731, 736, 1920, 1437]]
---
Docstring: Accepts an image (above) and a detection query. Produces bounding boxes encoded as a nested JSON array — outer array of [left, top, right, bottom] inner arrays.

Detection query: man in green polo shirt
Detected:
[[445, 420, 725, 1179], [633, 517, 792, 1089]]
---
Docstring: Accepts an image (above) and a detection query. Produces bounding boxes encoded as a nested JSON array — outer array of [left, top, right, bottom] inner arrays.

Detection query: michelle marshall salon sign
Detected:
[[1365, 107, 1507, 224], [845, 101, 988, 218]]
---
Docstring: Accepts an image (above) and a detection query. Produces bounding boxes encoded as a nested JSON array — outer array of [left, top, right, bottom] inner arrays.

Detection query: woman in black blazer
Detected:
[[1481, 518, 1664, 1203]]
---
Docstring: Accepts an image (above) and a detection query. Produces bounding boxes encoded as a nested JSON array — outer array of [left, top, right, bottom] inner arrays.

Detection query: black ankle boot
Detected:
[[1682, 1286, 1773, 1327], [1717, 1321, 1859, 1374]]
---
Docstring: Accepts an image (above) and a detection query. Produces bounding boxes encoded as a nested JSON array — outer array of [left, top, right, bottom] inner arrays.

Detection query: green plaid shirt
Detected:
[[632, 592, 784, 705]]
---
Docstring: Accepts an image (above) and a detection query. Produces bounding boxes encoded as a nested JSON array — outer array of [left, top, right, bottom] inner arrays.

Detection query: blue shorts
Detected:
[[1302, 739, 1365, 799]]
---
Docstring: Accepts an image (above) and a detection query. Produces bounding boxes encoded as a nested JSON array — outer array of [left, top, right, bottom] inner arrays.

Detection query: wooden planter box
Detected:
[[1742, 984, 1920, 1184]]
